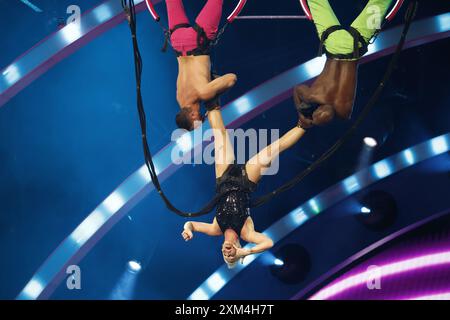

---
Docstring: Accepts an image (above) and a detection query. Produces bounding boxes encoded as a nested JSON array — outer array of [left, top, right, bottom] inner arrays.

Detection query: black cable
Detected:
[[122, 0, 220, 217], [251, 0, 418, 208]]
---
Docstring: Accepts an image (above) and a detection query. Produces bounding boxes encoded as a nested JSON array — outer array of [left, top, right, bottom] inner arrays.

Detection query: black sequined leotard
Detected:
[[215, 164, 257, 235]]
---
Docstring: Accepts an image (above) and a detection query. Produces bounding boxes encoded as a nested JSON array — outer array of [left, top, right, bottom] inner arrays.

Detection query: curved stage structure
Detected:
[[15, 12, 450, 299], [293, 209, 450, 299], [299, 210, 450, 300], [0, 0, 156, 107], [188, 134, 450, 300]]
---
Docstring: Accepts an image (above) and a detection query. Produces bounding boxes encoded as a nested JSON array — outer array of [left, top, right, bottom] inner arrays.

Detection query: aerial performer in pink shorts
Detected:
[[163, 0, 237, 131], [294, 0, 404, 128]]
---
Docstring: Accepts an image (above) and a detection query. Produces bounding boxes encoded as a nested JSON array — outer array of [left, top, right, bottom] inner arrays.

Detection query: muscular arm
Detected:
[[199, 73, 237, 101]]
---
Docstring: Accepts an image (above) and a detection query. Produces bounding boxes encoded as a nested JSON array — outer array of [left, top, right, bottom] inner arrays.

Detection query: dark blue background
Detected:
[[0, 0, 449, 299]]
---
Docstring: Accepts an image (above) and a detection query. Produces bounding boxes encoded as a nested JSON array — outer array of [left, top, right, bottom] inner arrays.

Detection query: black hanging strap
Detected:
[[348, 26, 369, 59], [161, 23, 191, 52]]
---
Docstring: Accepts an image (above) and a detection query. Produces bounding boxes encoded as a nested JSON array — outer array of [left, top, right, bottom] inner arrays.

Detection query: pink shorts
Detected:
[[166, 0, 223, 56]]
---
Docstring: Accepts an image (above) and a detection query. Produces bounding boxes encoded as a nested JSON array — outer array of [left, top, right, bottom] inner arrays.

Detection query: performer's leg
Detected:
[[351, 0, 394, 43], [245, 127, 306, 184], [207, 109, 235, 179], [307, 0, 355, 57], [165, 0, 189, 29], [306, 0, 340, 37], [165, 0, 198, 55], [195, 0, 223, 40]]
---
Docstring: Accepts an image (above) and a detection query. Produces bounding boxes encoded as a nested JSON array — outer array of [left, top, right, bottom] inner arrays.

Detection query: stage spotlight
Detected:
[[273, 258, 284, 266], [110, 260, 142, 300], [259, 252, 283, 266], [356, 138, 377, 171], [127, 260, 142, 273], [270, 244, 311, 284], [360, 206, 371, 214], [356, 190, 398, 231], [364, 137, 378, 148]]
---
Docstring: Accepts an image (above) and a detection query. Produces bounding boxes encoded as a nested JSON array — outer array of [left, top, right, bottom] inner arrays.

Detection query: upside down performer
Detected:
[[294, 0, 398, 128], [181, 106, 308, 268], [163, 0, 237, 131]]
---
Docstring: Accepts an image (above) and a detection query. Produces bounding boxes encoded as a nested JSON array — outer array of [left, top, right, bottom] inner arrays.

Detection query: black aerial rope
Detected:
[[250, 0, 419, 208], [122, 0, 221, 217]]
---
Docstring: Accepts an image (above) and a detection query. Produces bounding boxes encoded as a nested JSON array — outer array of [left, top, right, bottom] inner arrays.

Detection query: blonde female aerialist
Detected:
[[181, 106, 307, 268]]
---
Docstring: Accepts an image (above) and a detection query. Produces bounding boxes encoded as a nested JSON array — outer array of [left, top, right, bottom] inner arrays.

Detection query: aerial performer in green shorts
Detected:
[[294, 0, 403, 128]]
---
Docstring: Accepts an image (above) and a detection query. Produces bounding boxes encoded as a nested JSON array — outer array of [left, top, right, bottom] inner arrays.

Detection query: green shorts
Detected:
[[307, 0, 394, 60]]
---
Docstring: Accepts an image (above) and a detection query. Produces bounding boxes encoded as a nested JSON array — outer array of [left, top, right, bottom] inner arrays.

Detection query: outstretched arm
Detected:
[[181, 220, 222, 241], [245, 126, 306, 184], [199, 73, 237, 101], [207, 109, 235, 178]]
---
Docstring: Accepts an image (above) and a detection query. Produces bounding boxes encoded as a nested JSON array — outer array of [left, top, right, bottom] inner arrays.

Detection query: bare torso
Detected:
[[294, 58, 358, 127], [176, 55, 212, 108]]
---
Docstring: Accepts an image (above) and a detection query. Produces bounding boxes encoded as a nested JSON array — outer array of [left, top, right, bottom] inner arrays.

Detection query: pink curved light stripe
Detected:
[[145, 0, 160, 21], [310, 251, 450, 300], [227, 0, 248, 23], [299, 0, 312, 21]]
